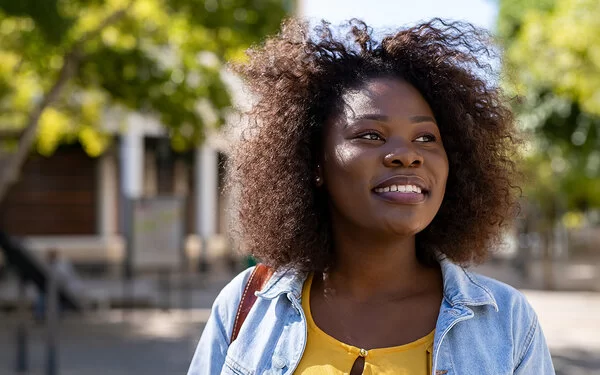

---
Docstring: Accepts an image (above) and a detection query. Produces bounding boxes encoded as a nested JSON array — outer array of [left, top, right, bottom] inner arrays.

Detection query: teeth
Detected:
[[375, 185, 424, 194]]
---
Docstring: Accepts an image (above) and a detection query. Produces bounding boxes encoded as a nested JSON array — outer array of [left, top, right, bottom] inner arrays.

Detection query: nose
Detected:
[[383, 142, 424, 168]]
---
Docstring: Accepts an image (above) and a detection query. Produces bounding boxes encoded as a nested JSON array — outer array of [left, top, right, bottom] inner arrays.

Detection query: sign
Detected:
[[132, 197, 184, 270]]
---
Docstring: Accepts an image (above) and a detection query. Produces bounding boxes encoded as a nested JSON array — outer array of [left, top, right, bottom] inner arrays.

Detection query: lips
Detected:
[[372, 175, 429, 204]]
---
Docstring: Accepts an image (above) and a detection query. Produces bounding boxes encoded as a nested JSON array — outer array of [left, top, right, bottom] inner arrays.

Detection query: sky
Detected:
[[300, 0, 497, 31]]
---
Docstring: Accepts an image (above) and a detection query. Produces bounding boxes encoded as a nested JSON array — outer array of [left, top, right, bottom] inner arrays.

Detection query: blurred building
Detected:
[[0, 118, 231, 275]]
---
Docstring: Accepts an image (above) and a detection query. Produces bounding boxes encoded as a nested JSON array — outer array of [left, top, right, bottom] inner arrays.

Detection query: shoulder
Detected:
[[468, 271, 535, 316], [213, 266, 256, 308], [208, 266, 257, 338], [466, 271, 541, 356], [441, 259, 534, 317], [464, 271, 554, 372], [441, 268, 553, 372]]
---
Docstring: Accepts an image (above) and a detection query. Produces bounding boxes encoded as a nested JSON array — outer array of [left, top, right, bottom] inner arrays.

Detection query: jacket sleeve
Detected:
[[187, 267, 255, 375], [513, 313, 555, 374]]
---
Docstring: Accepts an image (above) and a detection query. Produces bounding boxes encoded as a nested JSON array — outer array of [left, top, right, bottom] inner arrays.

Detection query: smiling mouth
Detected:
[[371, 184, 428, 204]]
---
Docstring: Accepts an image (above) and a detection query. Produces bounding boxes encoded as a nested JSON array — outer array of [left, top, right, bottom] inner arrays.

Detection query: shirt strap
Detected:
[[230, 263, 274, 343]]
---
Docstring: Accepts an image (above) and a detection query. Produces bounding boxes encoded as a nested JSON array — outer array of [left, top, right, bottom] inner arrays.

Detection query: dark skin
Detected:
[[311, 78, 449, 368]]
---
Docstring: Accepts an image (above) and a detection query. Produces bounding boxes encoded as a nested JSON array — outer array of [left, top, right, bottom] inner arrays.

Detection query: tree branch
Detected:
[[75, 1, 135, 47], [0, 1, 135, 202]]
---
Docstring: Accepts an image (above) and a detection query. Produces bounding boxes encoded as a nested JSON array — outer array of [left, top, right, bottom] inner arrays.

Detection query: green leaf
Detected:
[[0, 0, 292, 156]]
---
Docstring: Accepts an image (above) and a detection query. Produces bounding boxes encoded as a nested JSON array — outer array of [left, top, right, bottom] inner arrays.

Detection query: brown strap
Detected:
[[230, 263, 273, 343]]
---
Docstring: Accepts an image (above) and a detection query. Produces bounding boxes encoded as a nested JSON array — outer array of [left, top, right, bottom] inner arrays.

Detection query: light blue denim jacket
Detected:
[[188, 258, 555, 375]]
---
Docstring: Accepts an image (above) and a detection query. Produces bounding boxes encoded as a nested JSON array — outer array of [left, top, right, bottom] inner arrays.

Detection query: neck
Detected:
[[325, 224, 438, 302]]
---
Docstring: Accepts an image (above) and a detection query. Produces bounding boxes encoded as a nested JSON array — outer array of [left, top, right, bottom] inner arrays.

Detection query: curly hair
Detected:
[[228, 18, 521, 271]]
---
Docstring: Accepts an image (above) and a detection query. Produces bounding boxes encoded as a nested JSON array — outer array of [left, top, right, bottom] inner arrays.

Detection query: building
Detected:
[[0, 118, 231, 275]]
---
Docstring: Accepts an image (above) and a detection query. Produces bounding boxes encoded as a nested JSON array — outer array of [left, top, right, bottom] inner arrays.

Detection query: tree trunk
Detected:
[[0, 52, 78, 202]]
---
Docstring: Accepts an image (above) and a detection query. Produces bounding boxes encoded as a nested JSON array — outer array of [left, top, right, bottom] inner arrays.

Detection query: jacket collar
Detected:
[[438, 256, 498, 311], [256, 266, 306, 300], [257, 256, 498, 311]]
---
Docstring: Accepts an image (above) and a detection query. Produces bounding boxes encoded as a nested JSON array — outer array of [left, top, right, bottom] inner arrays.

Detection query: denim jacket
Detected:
[[188, 258, 555, 375]]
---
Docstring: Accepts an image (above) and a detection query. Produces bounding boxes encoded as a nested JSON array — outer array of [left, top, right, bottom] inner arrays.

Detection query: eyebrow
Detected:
[[409, 115, 437, 124], [353, 114, 437, 124]]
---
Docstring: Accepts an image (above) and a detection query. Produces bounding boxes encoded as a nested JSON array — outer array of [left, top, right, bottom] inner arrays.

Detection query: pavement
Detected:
[[526, 291, 600, 375], [0, 310, 207, 375], [0, 263, 598, 375]]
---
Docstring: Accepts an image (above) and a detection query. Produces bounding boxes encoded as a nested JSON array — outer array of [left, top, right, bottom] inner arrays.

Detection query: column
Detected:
[[120, 115, 144, 279], [194, 145, 218, 271], [97, 150, 118, 237]]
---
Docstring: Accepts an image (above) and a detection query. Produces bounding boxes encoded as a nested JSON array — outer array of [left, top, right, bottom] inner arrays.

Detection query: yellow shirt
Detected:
[[294, 273, 434, 375]]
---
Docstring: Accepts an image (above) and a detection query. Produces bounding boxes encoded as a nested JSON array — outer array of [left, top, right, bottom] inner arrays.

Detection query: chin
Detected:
[[382, 221, 425, 237]]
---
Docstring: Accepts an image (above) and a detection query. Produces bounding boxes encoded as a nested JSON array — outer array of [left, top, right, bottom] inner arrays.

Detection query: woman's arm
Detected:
[[513, 314, 555, 374]]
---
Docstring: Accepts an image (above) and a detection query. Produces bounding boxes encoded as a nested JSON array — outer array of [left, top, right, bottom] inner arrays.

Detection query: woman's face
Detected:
[[321, 77, 449, 238]]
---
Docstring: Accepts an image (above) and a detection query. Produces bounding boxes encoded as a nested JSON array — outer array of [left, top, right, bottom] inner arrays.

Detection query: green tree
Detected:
[[0, 0, 293, 201], [498, 0, 600, 288], [498, 0, 600, 213]]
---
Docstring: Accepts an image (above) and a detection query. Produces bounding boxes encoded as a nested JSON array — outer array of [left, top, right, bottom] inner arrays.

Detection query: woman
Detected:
[[188, 19, 555, 375]]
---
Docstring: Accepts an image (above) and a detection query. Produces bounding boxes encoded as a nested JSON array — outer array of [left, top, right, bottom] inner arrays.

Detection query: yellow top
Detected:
[[294, 273, 434, 375]]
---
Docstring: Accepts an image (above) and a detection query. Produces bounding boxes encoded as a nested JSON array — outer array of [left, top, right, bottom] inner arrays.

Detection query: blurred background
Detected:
[[0, 0, 598, 374]]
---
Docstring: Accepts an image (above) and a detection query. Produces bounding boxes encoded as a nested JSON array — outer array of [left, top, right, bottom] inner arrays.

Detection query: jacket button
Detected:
[[273, 357, 287, 369]]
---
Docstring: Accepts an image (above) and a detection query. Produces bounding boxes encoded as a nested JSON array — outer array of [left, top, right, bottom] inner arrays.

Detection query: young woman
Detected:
[[188, 19, 555, 375]]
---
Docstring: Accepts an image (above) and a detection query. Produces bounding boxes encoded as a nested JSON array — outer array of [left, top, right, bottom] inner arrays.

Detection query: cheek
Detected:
[[430, 149, 449, 186], [324, 143, 367, 176], [431, 157, 449, 211], [322, 143, 374, 209]]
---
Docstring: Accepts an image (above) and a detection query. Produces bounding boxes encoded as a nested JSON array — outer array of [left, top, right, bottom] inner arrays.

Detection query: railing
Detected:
[[0, 230, 83, 375]]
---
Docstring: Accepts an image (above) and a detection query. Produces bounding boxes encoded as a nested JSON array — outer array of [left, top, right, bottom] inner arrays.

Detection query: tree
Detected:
[[498, 0, 600, 213], [498, 0, 600, 288], [0, 0, 293, 201]]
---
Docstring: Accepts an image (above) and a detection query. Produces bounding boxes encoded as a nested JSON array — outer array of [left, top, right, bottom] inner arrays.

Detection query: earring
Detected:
[[315, 164, 323, 186]]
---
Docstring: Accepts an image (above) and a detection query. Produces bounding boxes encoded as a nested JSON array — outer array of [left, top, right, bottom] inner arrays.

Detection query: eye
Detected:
[[414, 134, 437, 143], [358, 132, 384, 141]]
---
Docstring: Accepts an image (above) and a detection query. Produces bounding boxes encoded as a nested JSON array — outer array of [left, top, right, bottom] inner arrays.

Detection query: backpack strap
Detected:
[[230, 263, 274, 343]]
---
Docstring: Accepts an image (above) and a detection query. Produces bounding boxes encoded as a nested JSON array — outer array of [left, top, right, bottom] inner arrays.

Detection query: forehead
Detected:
[[340, 77, 434, 118]]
